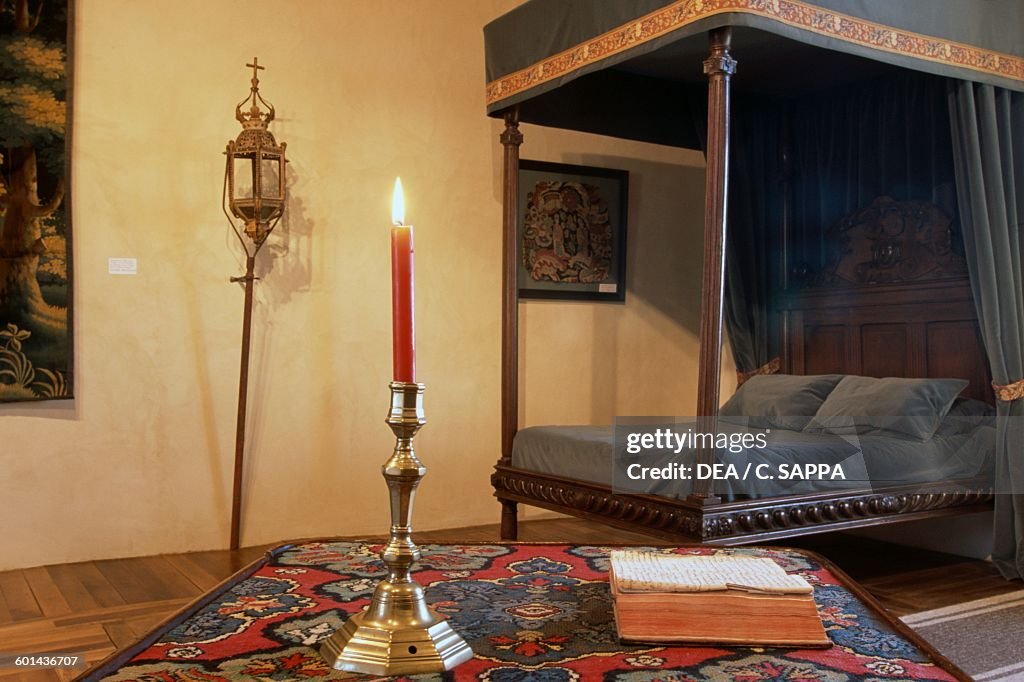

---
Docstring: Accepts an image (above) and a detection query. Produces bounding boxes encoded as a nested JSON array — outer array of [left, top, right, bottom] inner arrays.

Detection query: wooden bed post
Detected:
[[500, 107, 523, 539], [689, 27, 735, 506]]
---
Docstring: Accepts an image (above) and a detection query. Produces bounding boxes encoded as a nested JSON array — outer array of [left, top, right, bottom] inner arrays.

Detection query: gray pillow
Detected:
[[934, 397, 997, 435], [948, 397, 996, 418], [804, 376, 968, 441], [720, 374, 844, 431]]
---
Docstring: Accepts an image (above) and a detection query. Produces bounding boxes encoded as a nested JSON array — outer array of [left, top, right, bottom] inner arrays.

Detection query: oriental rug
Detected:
[[79, 542, 967, 681], [903, 590, 1024, 681]]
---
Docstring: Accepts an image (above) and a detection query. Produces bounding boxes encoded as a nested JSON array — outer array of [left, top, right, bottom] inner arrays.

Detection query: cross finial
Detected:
[[246, 57, 264, 89]]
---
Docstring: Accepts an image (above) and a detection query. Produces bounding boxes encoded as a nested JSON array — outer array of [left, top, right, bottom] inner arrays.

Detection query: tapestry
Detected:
[[84, 542, 964, 681], [0, 0, 72, 402], [518, 160, 628, 302]]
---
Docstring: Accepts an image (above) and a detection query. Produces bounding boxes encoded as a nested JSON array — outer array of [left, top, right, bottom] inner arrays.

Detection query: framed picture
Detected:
[[0, 0, 73, 402], [518, 160, 628, 302]]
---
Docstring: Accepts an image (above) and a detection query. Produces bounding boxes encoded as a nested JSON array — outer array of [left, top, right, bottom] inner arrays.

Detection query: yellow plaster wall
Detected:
[[0, 0, 725, 570]]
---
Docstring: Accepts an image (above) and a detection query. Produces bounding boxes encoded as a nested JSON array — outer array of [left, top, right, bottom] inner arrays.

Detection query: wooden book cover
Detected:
[[610, 568, 831, 648]]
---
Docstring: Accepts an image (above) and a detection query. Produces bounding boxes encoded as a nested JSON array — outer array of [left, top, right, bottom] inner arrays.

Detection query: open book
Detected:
[[609, 551, 830, 647], [610, 551, 813, 594]]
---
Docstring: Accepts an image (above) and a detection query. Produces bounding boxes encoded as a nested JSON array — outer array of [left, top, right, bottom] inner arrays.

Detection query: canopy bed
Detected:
[[483, 0, 1024, 577]]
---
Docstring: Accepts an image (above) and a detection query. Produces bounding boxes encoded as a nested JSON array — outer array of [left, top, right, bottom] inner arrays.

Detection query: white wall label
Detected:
[[108, 257, 137, 275], [599, 283, 618, 293]]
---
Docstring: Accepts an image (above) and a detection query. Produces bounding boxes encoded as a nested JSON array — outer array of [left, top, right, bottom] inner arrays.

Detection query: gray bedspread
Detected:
[[510, 421, 995, 500]]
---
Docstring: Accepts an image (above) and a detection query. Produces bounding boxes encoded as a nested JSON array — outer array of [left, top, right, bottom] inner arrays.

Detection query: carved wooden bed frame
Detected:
[[492, 188, 995, 543]]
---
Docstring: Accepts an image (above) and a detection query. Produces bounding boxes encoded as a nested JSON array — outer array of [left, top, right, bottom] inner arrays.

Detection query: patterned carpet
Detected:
[[81, 542, 967, 681]]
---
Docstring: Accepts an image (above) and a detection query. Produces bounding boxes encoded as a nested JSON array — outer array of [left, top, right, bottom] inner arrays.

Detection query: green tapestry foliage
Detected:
[[0, 33, 66, 173]]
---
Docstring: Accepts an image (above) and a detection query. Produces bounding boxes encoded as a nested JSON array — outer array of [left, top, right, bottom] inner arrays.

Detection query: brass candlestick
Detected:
[[319, 382, 474, 674]]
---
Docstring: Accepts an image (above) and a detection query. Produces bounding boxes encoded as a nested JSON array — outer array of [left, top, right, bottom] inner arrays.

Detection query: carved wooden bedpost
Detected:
[[500, 107, 523, 539], [689, 27, 735, 505]]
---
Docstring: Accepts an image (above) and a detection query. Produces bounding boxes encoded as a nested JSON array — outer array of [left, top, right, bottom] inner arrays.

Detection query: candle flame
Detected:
[[392, 177, 405, 226]]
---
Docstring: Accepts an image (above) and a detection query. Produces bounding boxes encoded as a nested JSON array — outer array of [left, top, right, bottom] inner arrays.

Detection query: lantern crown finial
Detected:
[[235, 56, 275, 131]]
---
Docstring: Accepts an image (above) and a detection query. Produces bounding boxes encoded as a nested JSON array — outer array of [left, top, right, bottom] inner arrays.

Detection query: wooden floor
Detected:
[[0, 518, 1017, 680]]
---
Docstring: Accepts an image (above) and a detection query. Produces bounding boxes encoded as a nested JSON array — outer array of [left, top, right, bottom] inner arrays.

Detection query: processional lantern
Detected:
[[224, 57, 287, 246], [222, 58, 287, 550]]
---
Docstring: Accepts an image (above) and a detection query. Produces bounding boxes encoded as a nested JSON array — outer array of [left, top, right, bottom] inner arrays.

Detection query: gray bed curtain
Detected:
[[724, 102, 784, 379], [722, 74, 956, 382], [690, 97, 783, 380], [948, 81, 1024, 580], [790, 73, 958, 279]]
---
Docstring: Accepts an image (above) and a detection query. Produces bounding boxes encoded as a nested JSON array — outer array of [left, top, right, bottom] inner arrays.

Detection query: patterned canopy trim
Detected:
[[485, 0, 1024, 108]]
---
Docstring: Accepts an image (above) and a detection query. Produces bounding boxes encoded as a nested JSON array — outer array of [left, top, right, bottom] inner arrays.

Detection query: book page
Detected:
[[611, 551, 813, 594]]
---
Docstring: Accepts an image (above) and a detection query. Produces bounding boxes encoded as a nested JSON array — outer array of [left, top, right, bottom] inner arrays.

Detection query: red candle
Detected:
[[391, 177, 415, 382]]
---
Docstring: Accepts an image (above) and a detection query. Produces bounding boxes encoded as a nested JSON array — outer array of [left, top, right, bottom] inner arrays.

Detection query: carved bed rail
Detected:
[[492, 465, 992, 544]]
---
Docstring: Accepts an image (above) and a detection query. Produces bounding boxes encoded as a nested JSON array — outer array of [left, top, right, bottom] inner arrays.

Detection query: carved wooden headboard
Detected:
[[781, 197, 993, 403]]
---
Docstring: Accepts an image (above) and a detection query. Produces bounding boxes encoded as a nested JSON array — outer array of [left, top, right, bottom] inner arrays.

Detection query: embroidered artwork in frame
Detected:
[[518, 160, 628, 302], [0, 0, 73, 402]]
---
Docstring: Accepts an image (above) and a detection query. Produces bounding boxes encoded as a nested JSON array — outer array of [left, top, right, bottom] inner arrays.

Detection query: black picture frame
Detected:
[[518, 160, 628, 302]]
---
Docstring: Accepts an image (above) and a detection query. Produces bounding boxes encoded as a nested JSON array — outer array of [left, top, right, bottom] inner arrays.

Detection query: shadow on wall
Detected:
[[592, 305, 619, 420], [486, 129, 707, 341], [224, 162, 316, 531], [517, 152, 708, 424], [256, 164, 315, 309], [575, 155, 706, 336], [251, 162, 315, 459], [0, 396, 78, 419]]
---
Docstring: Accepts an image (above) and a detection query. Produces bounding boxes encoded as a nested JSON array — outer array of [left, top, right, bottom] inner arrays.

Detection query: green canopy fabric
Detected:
[[485, 0, 1024, 133]]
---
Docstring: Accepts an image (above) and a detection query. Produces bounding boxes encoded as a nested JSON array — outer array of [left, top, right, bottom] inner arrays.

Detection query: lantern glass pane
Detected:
[[260, 158, 281, 199], [233, 157, 254, 199], [260, 203, 280, 221]]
